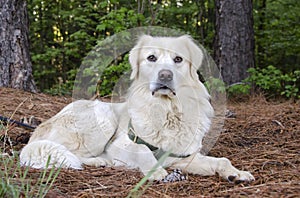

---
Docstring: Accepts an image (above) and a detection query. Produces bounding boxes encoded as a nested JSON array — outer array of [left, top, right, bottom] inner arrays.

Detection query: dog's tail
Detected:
[[20, 140, 82, 169]]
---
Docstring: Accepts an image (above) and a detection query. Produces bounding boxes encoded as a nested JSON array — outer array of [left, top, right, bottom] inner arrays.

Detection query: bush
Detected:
[[228, 66, 300, 99], [247, 65, 300, 99], [227, 83, 251, 97]]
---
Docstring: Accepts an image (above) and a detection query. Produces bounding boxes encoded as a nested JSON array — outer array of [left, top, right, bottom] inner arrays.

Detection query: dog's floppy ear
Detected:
[[129, 35, 153, 80], [179, 35, 204, 81]]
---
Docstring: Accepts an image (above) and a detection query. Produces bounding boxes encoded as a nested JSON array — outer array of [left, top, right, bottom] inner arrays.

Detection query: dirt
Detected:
[[0, 87, 299, 197]]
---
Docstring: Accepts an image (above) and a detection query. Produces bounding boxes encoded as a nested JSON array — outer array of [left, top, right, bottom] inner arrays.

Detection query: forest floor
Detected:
[[0, 87, 299, 197]]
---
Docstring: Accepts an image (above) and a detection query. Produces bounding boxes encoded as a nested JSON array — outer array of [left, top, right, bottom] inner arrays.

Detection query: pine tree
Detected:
[[214, 0, 255, 85], [0, 0, 37, 92]]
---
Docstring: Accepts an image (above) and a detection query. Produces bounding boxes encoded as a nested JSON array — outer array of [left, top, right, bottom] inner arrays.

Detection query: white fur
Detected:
[[20, 35, 254, 182], [20, 140, 82, 169]]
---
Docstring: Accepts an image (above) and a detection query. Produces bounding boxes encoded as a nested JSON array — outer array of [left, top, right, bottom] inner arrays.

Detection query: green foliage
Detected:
[[228, 66, 300, 99], [280, 71, 300, 98], [98, 58, 131, 97], [44, 69, 77, 96], [28, 0, 146, 93], [28, 0, 216, 94], [44, 81, 72, 96], [227, 83, 251, 97], [97, 7, 145, 34], [204, 77, 226, 93], [247, 66, 283, 91], [253, 0, 300, 72], [246, 66, 300, 98], [153, 0, 215, 46], [27, 0, 299, 98]]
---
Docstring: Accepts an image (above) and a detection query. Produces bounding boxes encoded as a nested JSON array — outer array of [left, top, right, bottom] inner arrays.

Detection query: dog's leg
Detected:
[[105, 134, 168, 181], [169, 153, 255, 182], [20, 140, 82, 169]]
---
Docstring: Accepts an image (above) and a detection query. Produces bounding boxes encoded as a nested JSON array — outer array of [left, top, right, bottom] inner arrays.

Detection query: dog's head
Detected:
[[129, 35, 203, 97]]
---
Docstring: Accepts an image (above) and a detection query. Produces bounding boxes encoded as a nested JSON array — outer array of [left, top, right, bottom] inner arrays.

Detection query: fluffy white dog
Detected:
[[20, 35, 254, 182]]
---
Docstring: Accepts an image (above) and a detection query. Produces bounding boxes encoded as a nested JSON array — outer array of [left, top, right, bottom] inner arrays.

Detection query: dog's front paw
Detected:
[[227, 170, 255, 183], [217, 158, 255, 183], [93, 158, 111, 167], [147, 168, 168, 181], [81, 157, 111, 167]]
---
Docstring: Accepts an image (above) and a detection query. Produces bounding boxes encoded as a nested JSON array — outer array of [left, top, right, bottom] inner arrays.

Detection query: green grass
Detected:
[[0, 122, 61, 198]]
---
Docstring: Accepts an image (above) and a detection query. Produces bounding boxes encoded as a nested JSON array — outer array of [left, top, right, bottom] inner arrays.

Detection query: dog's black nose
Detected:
[[158, 69, 173, 82]]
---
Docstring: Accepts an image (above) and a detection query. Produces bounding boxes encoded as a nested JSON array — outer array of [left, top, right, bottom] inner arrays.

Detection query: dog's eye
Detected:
[[147, 55, 157, 62], [174, 56, 183, 63]]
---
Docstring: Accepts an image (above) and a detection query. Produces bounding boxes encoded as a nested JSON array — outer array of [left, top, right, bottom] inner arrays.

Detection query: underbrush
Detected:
[[228, 66, 300, 100]]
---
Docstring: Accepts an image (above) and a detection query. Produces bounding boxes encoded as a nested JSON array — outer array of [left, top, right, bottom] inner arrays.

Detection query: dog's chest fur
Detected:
[[128, 94, 210, 156]]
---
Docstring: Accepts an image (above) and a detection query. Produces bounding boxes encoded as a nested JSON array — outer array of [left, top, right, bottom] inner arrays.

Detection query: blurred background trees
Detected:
[[1, 0, 298, 98]]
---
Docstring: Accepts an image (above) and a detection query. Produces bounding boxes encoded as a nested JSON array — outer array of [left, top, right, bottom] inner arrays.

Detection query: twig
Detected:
[[10, 96, 30, 122], [2, 96, 30, 154], [272, 120, 285, 129]]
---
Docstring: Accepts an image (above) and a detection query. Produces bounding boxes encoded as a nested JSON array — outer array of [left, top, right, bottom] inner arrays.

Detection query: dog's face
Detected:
[[129, 35, 203, 97]]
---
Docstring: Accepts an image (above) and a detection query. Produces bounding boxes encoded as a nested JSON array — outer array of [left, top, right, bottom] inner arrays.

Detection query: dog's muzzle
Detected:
[[151, 69, 176, 97]]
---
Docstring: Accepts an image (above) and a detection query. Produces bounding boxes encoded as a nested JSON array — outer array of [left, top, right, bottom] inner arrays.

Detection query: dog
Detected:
[[20, 35, 255, 182]]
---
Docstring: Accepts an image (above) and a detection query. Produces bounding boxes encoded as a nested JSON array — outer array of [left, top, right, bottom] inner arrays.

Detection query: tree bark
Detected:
[[0, 0, 37, 92], [214, 0, 255, 85]]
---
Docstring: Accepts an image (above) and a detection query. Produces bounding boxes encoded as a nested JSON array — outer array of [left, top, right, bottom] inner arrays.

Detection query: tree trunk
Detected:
[[213, 0, 255, 85], [0, 0, 37, 92]]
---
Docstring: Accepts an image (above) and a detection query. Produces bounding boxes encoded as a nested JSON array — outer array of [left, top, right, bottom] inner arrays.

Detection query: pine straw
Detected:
[[0, 88, 299, 197]]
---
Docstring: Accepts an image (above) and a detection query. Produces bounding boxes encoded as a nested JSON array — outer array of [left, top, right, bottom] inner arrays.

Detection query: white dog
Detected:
[[20, 35, 254, 182]]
